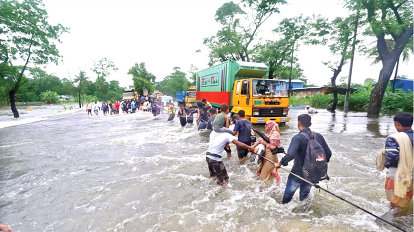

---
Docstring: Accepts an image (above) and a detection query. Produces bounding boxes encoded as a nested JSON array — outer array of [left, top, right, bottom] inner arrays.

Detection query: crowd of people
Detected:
[[84, 95, 167, 116], [202, 103, 413, 217], [81, 94, 414, 218]]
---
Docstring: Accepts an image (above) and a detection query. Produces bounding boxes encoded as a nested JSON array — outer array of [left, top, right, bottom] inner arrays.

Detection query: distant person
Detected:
[[93, 101, 99, 116], [206, 127, 256, 187], [0, 221, 12, 232], [86, 102, 92, 116], [131, 100, 136, 113], [186, 103, 195, 124], [233, 110, 253, 163], [108, 101, 113, 115], [202, 98, 212, 109], [207, 108, 218, 130], [102, 101, 108, 116], [167, 103, 176, 121], [177, 103, 187, 127], [306, 105, 318, 114], [377, 112, 413, 216], [152, 100, 161, 116], [143, 101, 148, 112], [115, 101, 120, 114], [274, 114, 332, 204], [197, 101, 209, 130]]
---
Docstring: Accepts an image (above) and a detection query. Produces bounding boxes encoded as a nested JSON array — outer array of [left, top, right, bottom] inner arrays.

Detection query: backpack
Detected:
[[300, 132, 328, 183], [152, 103, 158, 112], [241, 120, 253, 144]]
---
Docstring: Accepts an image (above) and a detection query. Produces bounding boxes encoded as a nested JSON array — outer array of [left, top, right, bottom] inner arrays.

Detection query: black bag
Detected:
[[241, 120, 253, 145], [300, 132, 328, 183]]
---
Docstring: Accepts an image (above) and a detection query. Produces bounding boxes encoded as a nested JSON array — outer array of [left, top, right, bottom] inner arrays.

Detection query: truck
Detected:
[[123, 88, 138, 100], [185, 86, 197, 108], [175, 86, 197, 107], [196, 60, 289, 124]]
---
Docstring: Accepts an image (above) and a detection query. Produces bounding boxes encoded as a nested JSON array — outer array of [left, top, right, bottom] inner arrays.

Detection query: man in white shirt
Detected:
[[206, 131, 255, 187]]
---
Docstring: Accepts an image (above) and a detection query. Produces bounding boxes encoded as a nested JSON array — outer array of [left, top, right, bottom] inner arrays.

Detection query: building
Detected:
[[292, 87, 329, 97], [288, 79, 304, 89], [389, 78, 413, 92]]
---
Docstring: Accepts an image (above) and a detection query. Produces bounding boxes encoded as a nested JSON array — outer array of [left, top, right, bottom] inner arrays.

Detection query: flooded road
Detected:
[[0, 106, 412, 231]]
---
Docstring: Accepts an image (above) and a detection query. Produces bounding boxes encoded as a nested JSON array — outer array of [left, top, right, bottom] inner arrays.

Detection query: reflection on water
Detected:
[[0, 107, 412, 231]]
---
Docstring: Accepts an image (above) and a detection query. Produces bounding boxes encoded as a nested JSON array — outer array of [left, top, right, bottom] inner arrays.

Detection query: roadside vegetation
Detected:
[[290, 81, 413, 112], [0, 0, 412, 117]]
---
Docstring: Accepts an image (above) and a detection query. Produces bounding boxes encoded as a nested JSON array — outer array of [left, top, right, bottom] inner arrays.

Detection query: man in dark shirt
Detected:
[[275, 114, 332, 204], [207, 108, 218, 130], [233, 110, 253, 163]]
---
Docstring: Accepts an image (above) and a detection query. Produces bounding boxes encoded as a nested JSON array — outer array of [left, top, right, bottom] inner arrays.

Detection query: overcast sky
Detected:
[[43, 0, 413, 88]]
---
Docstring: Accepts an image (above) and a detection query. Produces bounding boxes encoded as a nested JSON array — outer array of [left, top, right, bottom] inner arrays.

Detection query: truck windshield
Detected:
[[123, 93, 134, 98], [252, 80, 288, 97], [187, 92, 196, 98]]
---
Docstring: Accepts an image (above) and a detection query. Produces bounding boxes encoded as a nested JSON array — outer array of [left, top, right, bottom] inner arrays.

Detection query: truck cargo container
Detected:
[[196, 60, 289, 124]]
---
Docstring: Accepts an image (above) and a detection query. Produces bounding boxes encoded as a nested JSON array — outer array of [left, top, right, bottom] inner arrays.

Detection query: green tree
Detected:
[[0, 0, 68, 117], [157, 67, 189, 96], [188, 64, 198, 86], [320, 16, 355, 112], [91, 58, 118, 100], [365, 37, 413, 92], [40, 90, 57, 104], [346, 0, 413, 115], [128, 62, 156, 83], [28, 67, 63, 96], [132, 77, 154, 96], [274, 15, 321, 95], [203, 0, 286, 65], [107, 80, 123, 100], [60, 78, 75, 96], [73, 70, 89, 108], [128, 62, 156, 95]]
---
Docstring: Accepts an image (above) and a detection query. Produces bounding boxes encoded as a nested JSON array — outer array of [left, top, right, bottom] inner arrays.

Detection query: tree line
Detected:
[[1, 0, 412, 118], [202, 0, 413, 114]]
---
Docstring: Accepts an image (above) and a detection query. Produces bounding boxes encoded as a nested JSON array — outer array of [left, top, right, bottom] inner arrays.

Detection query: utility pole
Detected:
[[344, 7, 359, 113], [288, 41, 295, 97]]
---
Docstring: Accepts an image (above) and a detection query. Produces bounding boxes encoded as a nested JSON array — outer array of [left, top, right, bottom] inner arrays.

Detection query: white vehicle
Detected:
[[161, 96, 174, 106]]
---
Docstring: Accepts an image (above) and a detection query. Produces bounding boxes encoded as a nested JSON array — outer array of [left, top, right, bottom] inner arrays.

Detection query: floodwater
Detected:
[[0, 105, 412, 232]]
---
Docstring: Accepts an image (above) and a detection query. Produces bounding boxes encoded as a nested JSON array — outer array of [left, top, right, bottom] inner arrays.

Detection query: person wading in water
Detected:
[[377, 112, 413, 216], [206, 128, 256, 187], [253, 121, 281, 184], [274, 114, 332, 203]]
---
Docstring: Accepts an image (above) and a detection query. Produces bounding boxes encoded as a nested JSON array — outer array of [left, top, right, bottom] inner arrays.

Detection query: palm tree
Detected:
[[74, 70, 89, 108], [367, 38, 413, 92]]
